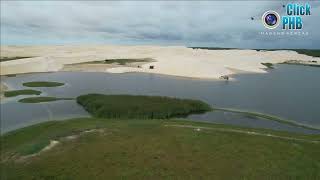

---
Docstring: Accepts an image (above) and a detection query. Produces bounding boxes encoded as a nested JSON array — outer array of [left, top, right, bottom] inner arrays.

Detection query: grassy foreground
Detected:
[[18, 97, 73, 103], [77, 94, 211, 119], [4, 89, 41, 97], [22, 81, 65, 87], [1, 118, 320, 179]]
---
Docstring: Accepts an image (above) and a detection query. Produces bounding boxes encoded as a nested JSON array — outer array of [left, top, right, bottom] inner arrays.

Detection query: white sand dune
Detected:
[[1, 45, 319, 79]]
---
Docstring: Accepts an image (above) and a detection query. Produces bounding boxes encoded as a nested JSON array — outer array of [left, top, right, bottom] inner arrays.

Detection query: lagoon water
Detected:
[[1, 64, 320, 134]]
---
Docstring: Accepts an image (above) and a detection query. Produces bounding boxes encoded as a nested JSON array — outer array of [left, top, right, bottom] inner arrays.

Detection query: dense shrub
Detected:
[[19, 97, 72, 103], [77, 94, 211, 119], [4, 89, 41, 97], [23, 81, 65, 87]]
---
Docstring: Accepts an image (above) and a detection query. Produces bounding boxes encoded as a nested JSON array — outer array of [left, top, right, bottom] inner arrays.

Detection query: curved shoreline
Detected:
[[213, 107, 320, 131]]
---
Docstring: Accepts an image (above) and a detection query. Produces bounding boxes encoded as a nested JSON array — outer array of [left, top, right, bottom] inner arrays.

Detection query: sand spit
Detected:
[[0, 80, 9, 100], [1, 45, 319, 79]]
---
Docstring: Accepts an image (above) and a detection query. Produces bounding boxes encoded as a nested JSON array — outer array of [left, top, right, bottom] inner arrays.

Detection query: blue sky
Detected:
[[1, 1, 319, 49]]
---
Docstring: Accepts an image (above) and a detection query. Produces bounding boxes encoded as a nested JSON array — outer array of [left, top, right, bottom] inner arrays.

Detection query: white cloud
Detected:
[[1, 1, 319, 48]]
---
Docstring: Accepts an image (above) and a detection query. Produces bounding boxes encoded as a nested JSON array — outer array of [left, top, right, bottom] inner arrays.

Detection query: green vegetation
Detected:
[[292, 49, 320, 57], [213, 107, 320, 131], [6, 74, 17, 77], [22, 81, 65, 87], [190, 47, 320, 58], [1, 118, 319, 179], [77, 94, 211, 119], [190, 47, 237, 50], [103, 58, 152, 65], [18, 97, 73, 103], [0, 56, 33, 62], [261, 62, 274, 69], [255, 49, 320, 57], [78, 58, 152, 65], [4, 89, 42, 97], [280, 60, 320, 68]]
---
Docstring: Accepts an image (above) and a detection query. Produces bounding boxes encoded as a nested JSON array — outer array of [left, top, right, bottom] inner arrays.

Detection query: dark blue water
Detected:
[[1, 64, 320, 134]]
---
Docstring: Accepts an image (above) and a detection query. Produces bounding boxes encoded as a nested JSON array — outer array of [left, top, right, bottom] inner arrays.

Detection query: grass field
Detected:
[[1, 118, 319, 179], [77, 94, 211, 119], [22, 81, 65, 87], [18, 96, 73, 103], [4, 89, 42, 97]]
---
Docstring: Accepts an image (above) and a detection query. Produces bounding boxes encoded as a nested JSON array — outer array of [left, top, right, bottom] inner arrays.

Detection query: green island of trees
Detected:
[[22, 81, 65, 87], [4, 89, 42, 97], [18, 97, 73, 103], [77, 94, 211, 119]]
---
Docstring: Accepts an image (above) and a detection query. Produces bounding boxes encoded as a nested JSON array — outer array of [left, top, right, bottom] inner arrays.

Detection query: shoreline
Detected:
[[0, 80, 9, 101]]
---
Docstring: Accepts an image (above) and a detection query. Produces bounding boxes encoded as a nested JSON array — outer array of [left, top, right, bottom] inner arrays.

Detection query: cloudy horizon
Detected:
[[1, 1, 319, 49]]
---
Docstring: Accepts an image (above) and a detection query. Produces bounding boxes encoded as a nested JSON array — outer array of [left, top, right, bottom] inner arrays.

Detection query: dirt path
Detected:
[[164, 124, 319, 144]]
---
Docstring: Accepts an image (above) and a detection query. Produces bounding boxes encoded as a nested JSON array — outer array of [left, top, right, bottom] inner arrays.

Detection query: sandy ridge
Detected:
[[1, 45, 319, 79]]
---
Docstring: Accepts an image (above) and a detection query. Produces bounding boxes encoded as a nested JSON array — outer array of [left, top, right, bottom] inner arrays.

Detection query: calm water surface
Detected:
[[1, 64, 320, 134]]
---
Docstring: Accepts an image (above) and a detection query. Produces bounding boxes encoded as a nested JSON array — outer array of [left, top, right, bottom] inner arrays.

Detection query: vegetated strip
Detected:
[[0, 56, 33, 62], [287, 49, 320, 57], [280, 61, 320, 68], [77, 94, 211, 119], [23, 81, 65, 87], [213, 107, 320, 131], [18, 97, 73, 103], [6, 74, 17, 77], [256, 49, 320, 58], [4, 89, 42, 97], [189, 47, 320, 58], [261, 63, 274, 69], [76, 58, 153, 65]]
